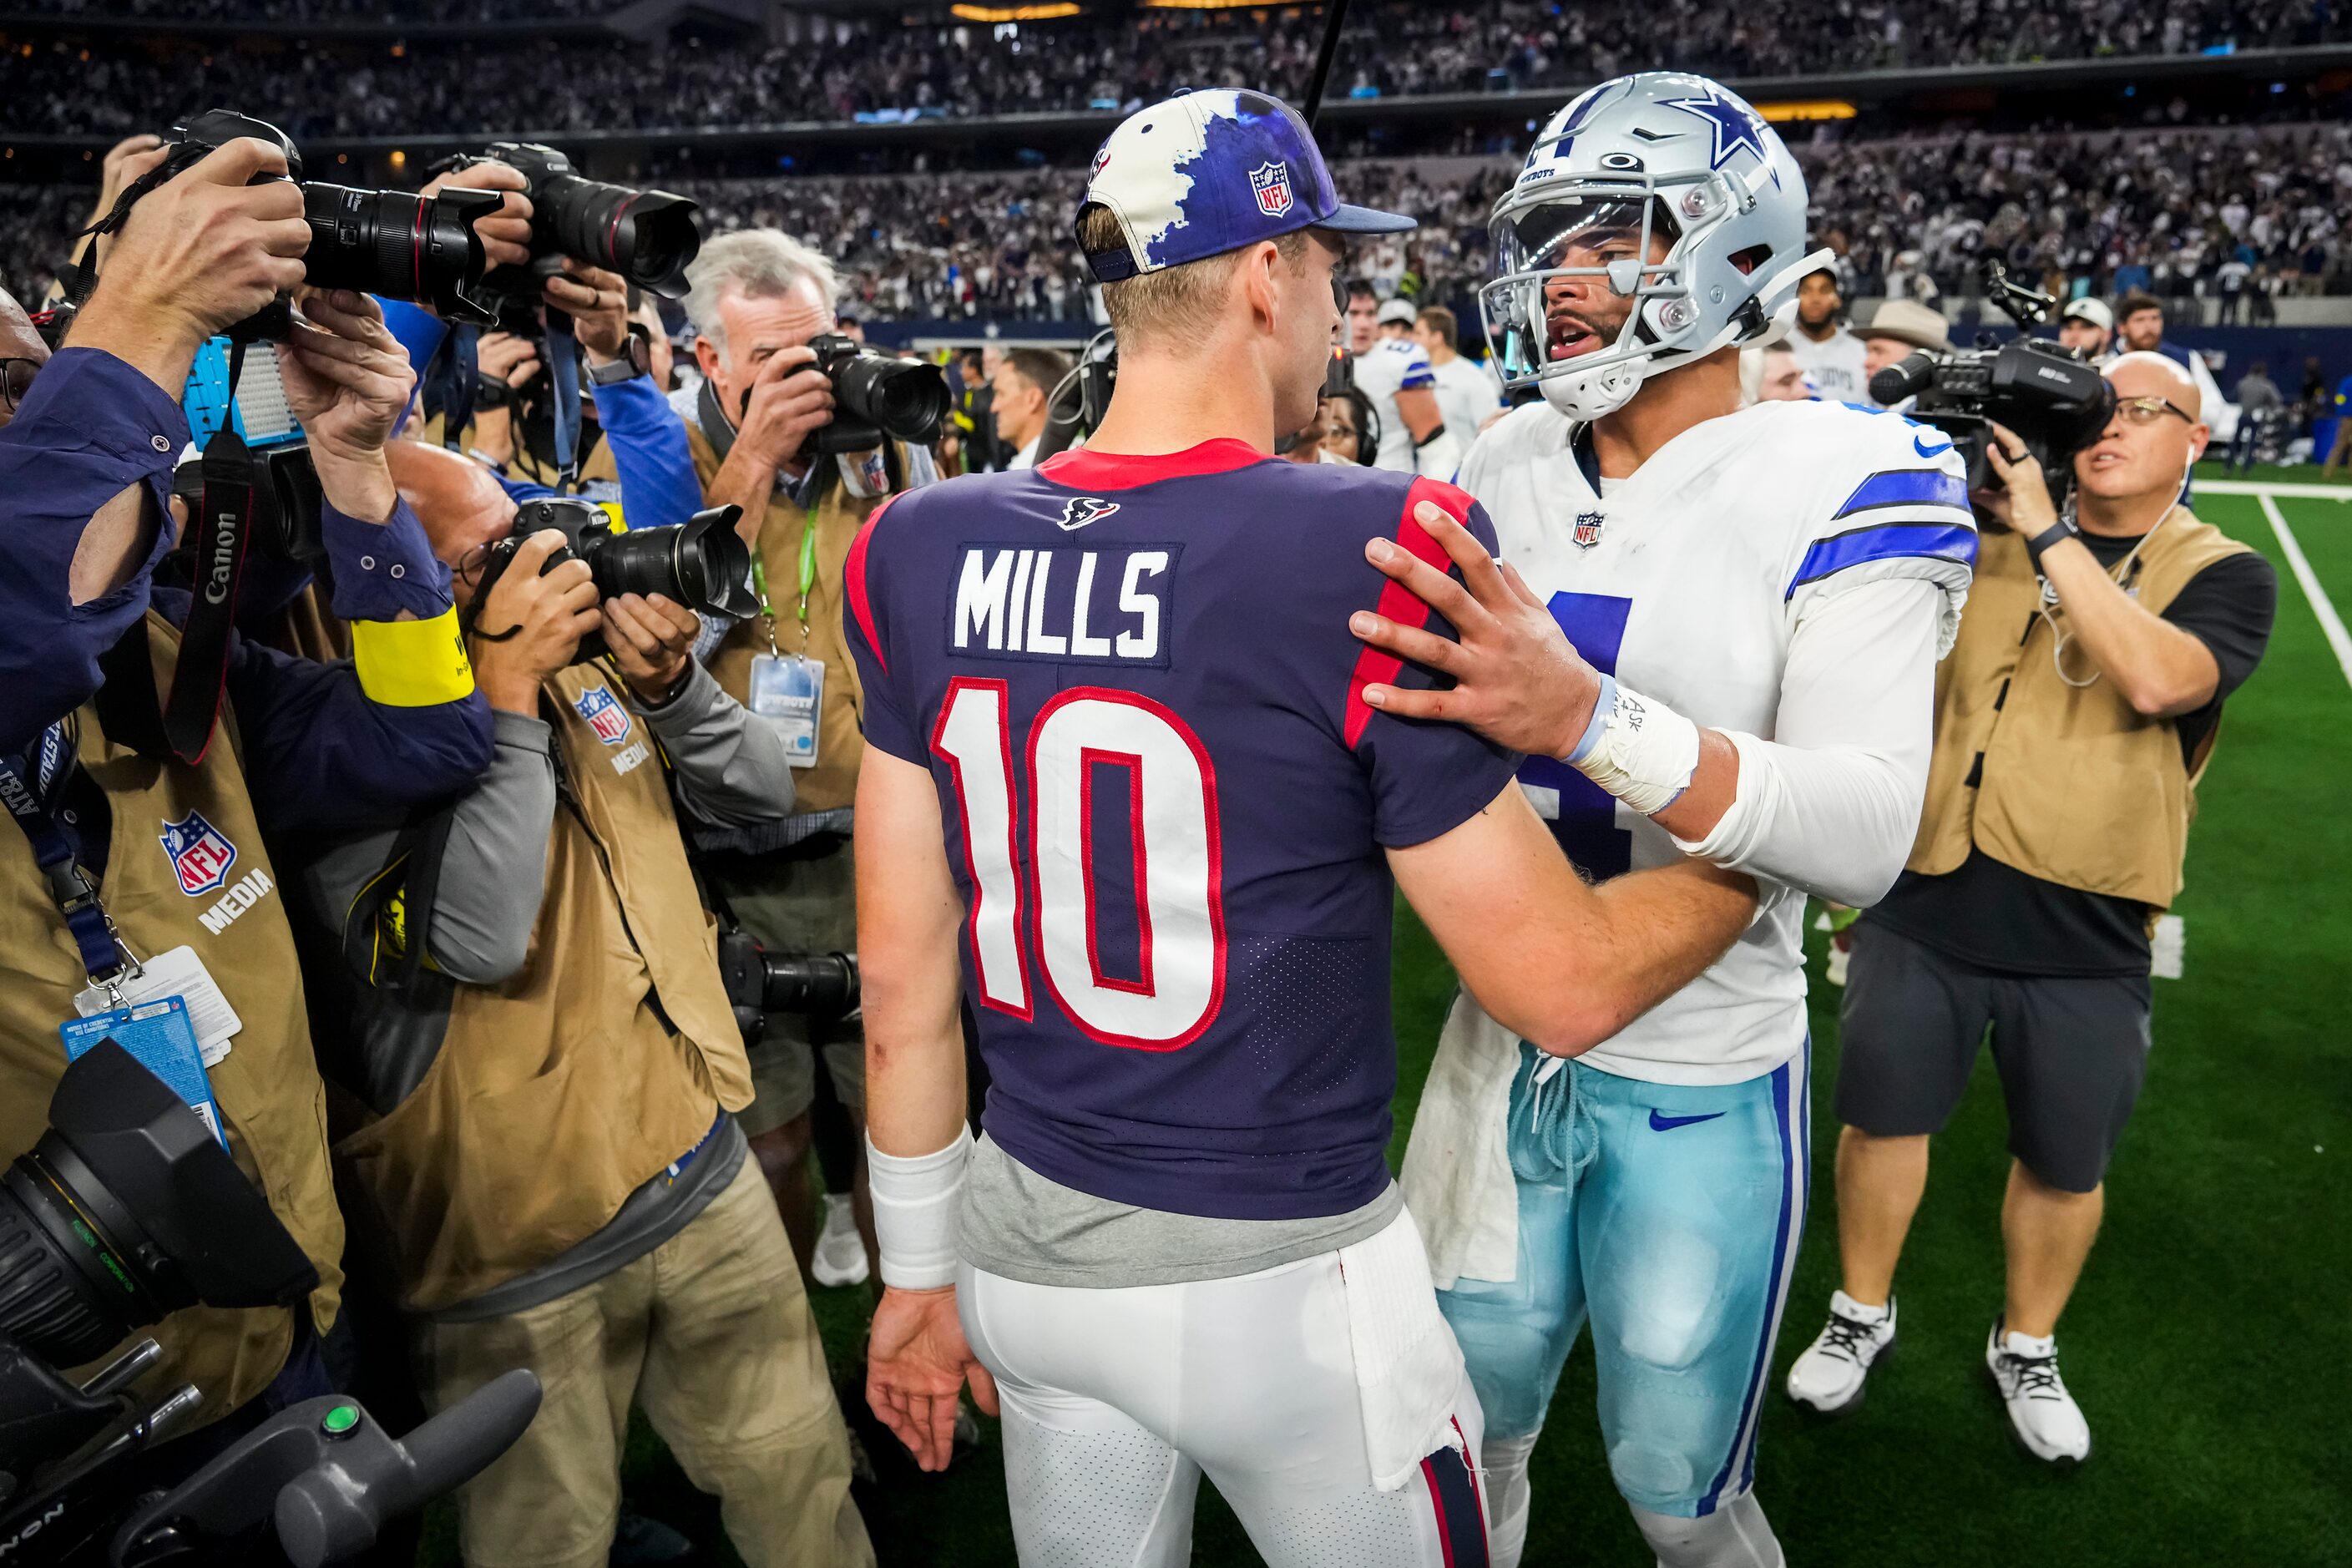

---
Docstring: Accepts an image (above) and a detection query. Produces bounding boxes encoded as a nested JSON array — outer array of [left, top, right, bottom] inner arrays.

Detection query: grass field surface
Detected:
[[430, 468, 2352, 1567]]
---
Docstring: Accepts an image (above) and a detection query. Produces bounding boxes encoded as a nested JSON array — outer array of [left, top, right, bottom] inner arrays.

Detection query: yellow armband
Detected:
[[350, 606, 477, 708]]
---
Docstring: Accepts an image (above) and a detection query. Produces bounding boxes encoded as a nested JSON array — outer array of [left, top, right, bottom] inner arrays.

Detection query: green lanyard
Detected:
[[749, 506, 821, 658]]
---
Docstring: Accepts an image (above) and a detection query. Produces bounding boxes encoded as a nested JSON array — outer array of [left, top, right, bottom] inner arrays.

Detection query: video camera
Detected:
[[434, 144, 701, 331], [716, 929, 860, 1045], [0, 1041, 538, 1566], [1869, 260, 2117, 498], [469, 498, 758, 663]]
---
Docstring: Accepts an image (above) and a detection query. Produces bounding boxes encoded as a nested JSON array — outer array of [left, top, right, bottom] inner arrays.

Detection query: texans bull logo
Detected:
[[1058, 497, 1122, 531]]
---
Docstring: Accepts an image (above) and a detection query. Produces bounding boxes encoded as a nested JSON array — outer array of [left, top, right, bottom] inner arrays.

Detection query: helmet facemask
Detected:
[[1479, 171, 1754, 421]]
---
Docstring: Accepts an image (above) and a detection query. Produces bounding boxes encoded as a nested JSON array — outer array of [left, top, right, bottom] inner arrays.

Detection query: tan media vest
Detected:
[[332, 664, 753, 1313], [0, 613, 343, 1429], [686, 423, 888, 817], [1910, 507, 2253, 913]]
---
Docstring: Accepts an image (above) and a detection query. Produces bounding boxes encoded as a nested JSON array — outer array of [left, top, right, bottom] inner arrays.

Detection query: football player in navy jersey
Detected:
[[845, 89, 1758, 1568]]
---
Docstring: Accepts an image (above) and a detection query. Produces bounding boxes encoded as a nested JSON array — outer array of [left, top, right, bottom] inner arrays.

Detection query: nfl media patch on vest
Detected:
[[574, 686, 635, 746], [160, 810, 238, 898]]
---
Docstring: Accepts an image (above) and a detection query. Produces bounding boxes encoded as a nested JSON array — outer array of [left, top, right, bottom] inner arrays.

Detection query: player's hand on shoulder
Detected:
[[1348, 499, 1602, 758], [867, 1285, 999, 1474]]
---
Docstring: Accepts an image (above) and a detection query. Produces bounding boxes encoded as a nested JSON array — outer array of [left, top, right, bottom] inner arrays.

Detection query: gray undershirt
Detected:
[[957, 1134, 1403, 1290]]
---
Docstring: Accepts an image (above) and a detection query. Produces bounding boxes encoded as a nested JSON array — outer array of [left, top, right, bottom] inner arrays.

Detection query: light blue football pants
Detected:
[[1437, 1041, 1809, 1523]]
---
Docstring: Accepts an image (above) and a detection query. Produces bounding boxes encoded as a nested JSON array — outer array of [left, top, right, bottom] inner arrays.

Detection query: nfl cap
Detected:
[[1375, 298, 1419, 327], [2061, 297, 2115, 331], [1078, 89, 1416, 283]]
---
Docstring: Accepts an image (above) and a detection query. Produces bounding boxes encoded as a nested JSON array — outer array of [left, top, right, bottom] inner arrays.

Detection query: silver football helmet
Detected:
[[1479, 73, 1831, 421]]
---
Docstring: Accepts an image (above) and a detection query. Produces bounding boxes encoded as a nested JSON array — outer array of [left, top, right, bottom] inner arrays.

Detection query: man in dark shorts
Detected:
[[1784, 352, 2277, 1464]]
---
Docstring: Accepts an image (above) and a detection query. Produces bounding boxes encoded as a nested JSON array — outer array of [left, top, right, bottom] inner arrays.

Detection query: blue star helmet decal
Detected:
[[1659, 85, 1778, 185]]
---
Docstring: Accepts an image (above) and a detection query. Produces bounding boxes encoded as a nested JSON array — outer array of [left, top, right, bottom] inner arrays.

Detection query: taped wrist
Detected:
[[1561, 673, 1701, 816], [867, 1125, 973, 1290]]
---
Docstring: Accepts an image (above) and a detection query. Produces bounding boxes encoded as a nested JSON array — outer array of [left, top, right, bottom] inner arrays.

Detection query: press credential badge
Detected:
[[749, 654, 824, 768], [73, 944, 243, 1067]]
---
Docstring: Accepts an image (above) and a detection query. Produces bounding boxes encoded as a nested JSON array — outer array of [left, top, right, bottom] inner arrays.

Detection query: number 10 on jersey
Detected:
[[931, 679, 1228, 1050]]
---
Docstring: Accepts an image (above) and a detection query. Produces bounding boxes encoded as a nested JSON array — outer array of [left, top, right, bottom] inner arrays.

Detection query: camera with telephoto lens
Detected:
[[436, 143, 701, 331], [803, 332, 951, 455], [715, 928, 860, 1045], [469, 498, 757, 664], [1869, 259, 2118, 500], [156, 111, 500, 340], [0, 1041, 541, 1568]]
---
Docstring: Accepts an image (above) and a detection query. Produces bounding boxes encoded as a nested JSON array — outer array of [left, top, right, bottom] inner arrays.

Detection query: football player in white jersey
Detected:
[[1346, 280, 1465, 477], [1347, 73, 1976, 1568]]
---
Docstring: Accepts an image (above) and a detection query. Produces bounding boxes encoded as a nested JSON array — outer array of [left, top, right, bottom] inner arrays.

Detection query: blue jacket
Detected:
[[380, 301, 703, 530], [0, 348, 491, 830]]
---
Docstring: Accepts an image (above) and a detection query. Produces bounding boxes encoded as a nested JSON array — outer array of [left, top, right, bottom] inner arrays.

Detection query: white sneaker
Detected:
[[811, 1192, 869, 1287], [1985, 1320, 2092, 1464], [1785, 1290, 1897, 1414]]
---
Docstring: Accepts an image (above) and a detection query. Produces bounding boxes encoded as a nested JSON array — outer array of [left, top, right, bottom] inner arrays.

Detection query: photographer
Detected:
[[0, 138, 492, 1446], [293, 441, 873, 1568], [1788, 353, 2277, 1464], [380, 159, 703, 533], [678, 230, 935, 1277]]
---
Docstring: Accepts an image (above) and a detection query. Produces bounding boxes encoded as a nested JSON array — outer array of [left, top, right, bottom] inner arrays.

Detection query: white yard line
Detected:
[[2259, 491, 2352, 693], [2201, 478, 2352, 502]]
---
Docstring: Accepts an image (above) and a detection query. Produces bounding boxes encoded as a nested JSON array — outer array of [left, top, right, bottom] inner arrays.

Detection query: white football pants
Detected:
[[956, 1208, 1490, 1568]]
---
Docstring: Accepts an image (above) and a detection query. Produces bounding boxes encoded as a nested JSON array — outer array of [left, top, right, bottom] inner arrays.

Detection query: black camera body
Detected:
[[804, 332, 951, 456], [439, 143, 701, 331], [715, 928, 860, 1045], [1871, 336, 2116, 497], [471, 498, 756, 664], [162, 111, 500, 338]]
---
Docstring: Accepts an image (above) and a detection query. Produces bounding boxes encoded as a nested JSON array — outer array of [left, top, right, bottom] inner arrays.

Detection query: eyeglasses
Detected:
[[454, 542, 493, 586], [0, 357, 41, 413], [2114, 395, 2193, 427]]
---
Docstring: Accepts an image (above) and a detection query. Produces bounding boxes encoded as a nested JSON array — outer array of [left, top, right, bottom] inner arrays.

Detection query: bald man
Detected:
[[1788, 352, 2276, 1464]]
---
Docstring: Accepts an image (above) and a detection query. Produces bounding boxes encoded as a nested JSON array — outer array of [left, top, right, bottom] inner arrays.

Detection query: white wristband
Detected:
[[1562, 674, 1701, 817], [866, 1125, 974, 1291]]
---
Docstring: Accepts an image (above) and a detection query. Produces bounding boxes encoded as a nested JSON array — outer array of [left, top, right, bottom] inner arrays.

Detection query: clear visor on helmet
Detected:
[[1481, 191, 1688, 386]]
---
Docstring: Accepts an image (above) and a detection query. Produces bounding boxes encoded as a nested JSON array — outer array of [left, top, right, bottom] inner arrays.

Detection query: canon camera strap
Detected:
[[167, 400, 260, 766], [543, 310, 584, 494]]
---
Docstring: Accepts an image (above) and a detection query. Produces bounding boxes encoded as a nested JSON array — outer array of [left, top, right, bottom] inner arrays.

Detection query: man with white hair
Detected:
[[1790, 353, 2276, 1465], [679, 230, 938, 1286]]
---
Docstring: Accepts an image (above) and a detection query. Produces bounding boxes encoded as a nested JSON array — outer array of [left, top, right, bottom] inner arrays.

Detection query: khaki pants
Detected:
[[414, 1159, 873, 1568]]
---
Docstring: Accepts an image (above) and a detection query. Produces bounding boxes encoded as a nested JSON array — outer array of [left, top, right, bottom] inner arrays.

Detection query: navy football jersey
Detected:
[[845, 438, 1520, 1222]]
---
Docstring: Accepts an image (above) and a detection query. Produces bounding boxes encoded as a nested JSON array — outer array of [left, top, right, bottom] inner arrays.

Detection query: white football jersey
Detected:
[[1353, 337, 1435, 471], [1458, 396, 1975, 1084], [1787, 326, 1870, 404], [1429, 354, 1504, 453]]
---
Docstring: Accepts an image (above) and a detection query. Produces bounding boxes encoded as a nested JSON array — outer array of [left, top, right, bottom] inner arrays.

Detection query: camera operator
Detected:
[[292, 440, 873, 1568], [0, 137, 493, 1448], [1788, 353, 2278, 1464], [678, 230, 936, 1278]]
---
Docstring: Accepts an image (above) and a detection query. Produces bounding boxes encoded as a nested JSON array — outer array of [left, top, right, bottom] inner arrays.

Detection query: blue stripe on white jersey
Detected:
[[1784, 518, 1978, 599], [1830, 466, 1970, 518]]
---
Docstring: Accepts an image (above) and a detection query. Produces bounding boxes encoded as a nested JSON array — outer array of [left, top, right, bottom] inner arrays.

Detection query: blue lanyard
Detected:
[[0, 723, 130, 988]]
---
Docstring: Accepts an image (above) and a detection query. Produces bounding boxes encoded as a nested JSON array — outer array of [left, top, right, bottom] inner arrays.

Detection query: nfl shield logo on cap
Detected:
[[1077, 89, 1417, 281], [1249, 161, 1293, 218]]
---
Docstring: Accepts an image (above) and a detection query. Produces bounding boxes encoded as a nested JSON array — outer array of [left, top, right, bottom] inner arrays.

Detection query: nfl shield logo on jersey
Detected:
[[1248, 161, 1293, 218], [1574, 510, 1606, 550], [574, 686, 634, 746], [159, 810, 238, 898]]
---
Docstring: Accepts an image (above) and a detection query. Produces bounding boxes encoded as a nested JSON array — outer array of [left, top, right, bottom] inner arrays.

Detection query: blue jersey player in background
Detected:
[[847, 89, 1760, 1568]]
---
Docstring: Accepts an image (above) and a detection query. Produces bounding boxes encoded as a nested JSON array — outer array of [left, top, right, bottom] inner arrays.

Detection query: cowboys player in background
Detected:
[[1352, 73, 1977, 1567]]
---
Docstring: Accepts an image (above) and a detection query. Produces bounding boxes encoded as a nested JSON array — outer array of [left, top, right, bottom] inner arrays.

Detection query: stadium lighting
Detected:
[[948, 2, 1080, 17], [1755, 99, 1858, 122]]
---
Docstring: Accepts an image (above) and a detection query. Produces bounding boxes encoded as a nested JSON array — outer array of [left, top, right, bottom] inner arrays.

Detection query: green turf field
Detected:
[[429, 467, 2352, 1566]]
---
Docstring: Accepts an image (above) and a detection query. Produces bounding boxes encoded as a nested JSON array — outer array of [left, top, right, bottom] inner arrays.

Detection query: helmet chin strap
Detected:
[[1535, 245, 1838, 422]]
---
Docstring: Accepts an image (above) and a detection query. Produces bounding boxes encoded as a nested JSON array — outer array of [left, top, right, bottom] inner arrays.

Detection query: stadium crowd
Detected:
[[6, 0, 2349, 140], [9, 122, 2350, 323]]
